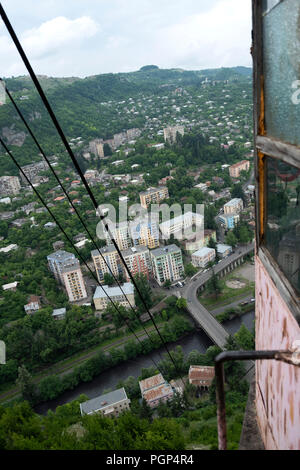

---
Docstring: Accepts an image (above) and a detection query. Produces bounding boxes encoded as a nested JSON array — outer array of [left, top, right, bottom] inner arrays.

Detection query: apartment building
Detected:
[[150, 245, 184, 286], [218, 213, 240, 230], [121, 246, 152, 280], [113, 132, 127, 148], [139, 186, 169, 209], [0, 176, 21, 196], [159, 211, 204, 240], [216, 243, 232, 259], [126, 128, 141, 140], [61, 260, 87, 302], [191, 247, 216, 268], [224, 198, 244, 215], [130, 216, 160, 249], [80, 388, 130, 417], [20, 161, 48, 183], [229, 160, 250, 178], [47, 250, 77, 283], [91, 245, 122, 283], [104, 221, 132, 251], [163, 125, 185, 144], [93, 282, 135, 312], [183, 228, 216, 254], [139, 373, 174, 408]]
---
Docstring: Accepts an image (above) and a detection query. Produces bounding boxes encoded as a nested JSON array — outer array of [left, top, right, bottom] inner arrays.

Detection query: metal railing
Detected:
[[215, 349, 300, 450]]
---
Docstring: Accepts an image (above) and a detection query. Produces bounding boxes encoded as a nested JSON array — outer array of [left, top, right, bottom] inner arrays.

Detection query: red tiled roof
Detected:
[[189, 366, 215, 384], [139, 373, 165, 393], [143, 384, 173, 402]]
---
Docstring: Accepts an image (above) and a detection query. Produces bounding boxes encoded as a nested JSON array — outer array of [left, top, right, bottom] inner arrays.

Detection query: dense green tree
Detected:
[[225, 230, 238, 247], [16, 366, 37, 405], [134, 273, 153, 312]]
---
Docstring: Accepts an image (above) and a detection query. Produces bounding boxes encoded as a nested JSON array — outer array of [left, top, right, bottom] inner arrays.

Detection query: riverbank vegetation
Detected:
[[0, 330, 253, 450]]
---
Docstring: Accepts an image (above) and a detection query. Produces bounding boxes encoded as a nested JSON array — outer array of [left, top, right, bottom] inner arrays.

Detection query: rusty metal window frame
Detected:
[[215, 349, 300, 450], [252, 0, 300, 322]]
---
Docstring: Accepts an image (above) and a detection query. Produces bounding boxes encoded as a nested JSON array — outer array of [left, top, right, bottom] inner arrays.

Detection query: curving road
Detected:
[[181, 243, 254, 349]]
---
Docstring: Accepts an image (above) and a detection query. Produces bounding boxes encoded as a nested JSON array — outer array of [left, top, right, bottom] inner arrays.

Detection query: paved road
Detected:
[[210, 294, 254, 316], [181, 243, 254, 349]]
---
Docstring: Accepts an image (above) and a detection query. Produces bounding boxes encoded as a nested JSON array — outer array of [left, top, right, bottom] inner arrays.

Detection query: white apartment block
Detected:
[[191, 247, 216, 268], [223, 198, 244, 215], [91, 245, 122, 283], [150, 245, 184, 286], [0, 176, 21, 196], [121, 246, 152, 281], [163, 125, 185, 144], [61, 261, 87, 302], [93, 282, 135, 312], [80, 388, 130, 417], [159, 211, 204, 240], [47, 250, 77, 283]]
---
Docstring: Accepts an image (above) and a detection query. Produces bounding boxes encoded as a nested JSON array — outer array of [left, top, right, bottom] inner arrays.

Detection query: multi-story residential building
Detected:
[[159, 211, 203, 240], [93, 282, 135, 312], [89, 139, 104, 158], [91, 245, 122, 283], [191, 247, 216, 268], [80, 388, 130, 417], [0, 176, 21, 196], [121, 246, 152, 280], [61, 260, 87, 302], [130, 216, 160, 249], [113, 132, 127, 148], [150, 245, 184, 286], [139, 186, 169, 209], [224, 198, 244, 215], [139, 373, 174, 408], [216, 243, 232, 259], [47, 250, 77, 283], [163, 125, 184, 144], [20, 161, 48, 184], [183, 228, 216, 253], [229, 160, 250, 178], [104, 221, 132, 251], [218, 213, 240, 230], [126, 128, 141, 140]]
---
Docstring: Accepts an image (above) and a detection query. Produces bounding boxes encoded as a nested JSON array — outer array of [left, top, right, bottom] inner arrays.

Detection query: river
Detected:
[[34, 310, 255, 415]]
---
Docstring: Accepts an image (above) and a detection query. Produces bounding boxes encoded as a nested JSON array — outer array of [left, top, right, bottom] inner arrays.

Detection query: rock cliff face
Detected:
[[1, 125, 26, 146]]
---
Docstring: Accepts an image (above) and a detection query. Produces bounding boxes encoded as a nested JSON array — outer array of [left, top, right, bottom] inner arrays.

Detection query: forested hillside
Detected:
[[0, 66, 252, 175]]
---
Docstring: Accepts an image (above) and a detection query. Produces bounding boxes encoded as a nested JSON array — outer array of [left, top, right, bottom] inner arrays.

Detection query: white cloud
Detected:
[[21, 16, 100, 59], [154, 0, 252, 69], [0, 1, 251, 77]]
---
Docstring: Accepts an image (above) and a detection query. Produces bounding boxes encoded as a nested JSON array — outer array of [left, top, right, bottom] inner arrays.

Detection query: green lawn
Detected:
[[198, 271, 255, 309]]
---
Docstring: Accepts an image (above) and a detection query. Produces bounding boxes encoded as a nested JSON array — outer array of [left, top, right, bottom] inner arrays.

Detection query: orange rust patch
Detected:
[[282, 317, 287, 340], [284, 409, 287, 435]]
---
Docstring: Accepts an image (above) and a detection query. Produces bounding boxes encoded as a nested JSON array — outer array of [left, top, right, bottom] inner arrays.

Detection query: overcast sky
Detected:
[[0, 0, 252, 78]]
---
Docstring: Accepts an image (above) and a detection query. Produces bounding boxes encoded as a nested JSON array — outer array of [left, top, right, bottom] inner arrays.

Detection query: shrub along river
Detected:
[[35, 310, 254, 415]]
